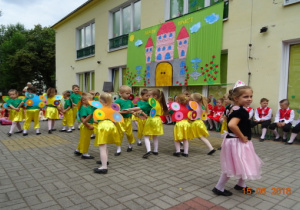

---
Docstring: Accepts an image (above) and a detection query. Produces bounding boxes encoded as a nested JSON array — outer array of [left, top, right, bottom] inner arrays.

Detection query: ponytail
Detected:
[[159, 91, 168, 115]]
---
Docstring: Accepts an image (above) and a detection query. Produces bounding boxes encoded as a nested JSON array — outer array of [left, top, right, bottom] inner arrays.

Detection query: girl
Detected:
[[166, 97, 174, 125], [190, 93, 216, 155], [172, 94, 193, 157], [126, 89, 168, 158], [7, 89, 23, 136], [60, 91, 73, 133], [74, 93, 94, 159], [210, 98, 225, 131], [94, 93, 121, 174], [135, 89, 150, 146], [45, 88, 60, 134], [212, 82, 263, 196], [206, 98, 214, 130], [220, 93, 234, 135]]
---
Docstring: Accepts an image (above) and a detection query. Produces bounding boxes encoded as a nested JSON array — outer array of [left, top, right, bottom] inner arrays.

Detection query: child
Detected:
[[114, 85, 136, 155], [269, 99, 294, 142], [182, 90, 191, 101], [212, 81, 263, 196], [89, 90, 97, 139], [206, 98, 214, 130], [251, 98, 272, 141], [45, 88, 60, 134], [70, 85, 82, 130], [60, 91, 73, 133], [286, 115, 300, 144], [172, 94, 193, 157], [166, 97, 174, 125], [93, 93, 121, 174], [220, 93, 234, 136], [190, 93, 216, 155], [74, 93, 95, 159], [209, 98, 225, 131], [126, 89, 168, 158], [7, 89, 23, 136], [22, 87, 41, 136], [135, 89, 150, 146]]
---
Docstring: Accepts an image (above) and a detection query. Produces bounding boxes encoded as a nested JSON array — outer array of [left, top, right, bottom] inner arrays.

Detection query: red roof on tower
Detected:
[[177, 26, 189, 40], [157, 21, 176, 36], [145, 37, 153, 47]]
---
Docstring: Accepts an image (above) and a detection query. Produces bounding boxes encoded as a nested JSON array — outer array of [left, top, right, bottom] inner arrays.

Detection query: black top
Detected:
[[227, 106, 251, 140]]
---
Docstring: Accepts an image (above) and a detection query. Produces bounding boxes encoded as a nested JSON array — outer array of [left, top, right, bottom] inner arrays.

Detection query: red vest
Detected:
[[257, 107, 270, 118], [246, 107, 253, 112], [279, 109, 292, 120]]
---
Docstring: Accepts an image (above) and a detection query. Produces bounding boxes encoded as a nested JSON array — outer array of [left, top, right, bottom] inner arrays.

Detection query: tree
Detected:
[[0, 24, 55, 95]]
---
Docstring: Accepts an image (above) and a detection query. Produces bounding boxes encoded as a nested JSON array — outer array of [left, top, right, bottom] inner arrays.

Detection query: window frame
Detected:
[[76, 20, 95, 60], [108, 0, 141, 51], [108, 66, 127, 92], [76, 71, 95, 92]]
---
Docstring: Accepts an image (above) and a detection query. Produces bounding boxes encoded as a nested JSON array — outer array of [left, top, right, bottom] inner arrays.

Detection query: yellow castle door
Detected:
[[155, 62, 173, 86]]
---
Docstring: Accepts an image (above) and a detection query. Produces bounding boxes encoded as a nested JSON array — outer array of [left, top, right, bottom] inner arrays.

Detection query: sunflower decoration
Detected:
[[24, 92, 47, 108], [89, 101, 123, 123], [201, 112, 207, 121]]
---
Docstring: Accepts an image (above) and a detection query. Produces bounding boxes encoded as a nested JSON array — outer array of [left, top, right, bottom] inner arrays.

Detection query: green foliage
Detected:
[[0, 24, 55, 95]]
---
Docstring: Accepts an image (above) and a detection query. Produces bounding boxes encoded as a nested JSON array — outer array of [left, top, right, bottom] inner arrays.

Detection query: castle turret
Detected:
[[145, 37, 154, 64], [177, 26, 189, 59]]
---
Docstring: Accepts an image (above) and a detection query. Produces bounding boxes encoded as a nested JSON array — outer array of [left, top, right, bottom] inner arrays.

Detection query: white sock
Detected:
[[72, 126, 75, 129], [128, 144, 132, 148], [144, 135, 151, 152], [137, 139, 142, 143], [153, 135, 158, 153], [91, 134, 95, 137], [99, 145, 108, 169], [237, 178, 246, 188], [261, 128, 267, 139], [273, 129, 280, 138], [288, 133, 298, 143], [67, 127, 72, 131], [23, 129, 28, 134], [200, 137, 214, 151], [51, 120, 55, 129], [283, 132, 287, 139], [36, 128, 40, 133], [183, 139, 189, 154], [9, 122, 17, 133], [174, 141, 180, 152], [17, 122, 22, 131], [208, 119, 213, 129], [62, 126, 66, 130], [116, 146, 121, 153], [82, 153, 90, 157], [48, 120, 52, 130], [215, 173, 230, 192]]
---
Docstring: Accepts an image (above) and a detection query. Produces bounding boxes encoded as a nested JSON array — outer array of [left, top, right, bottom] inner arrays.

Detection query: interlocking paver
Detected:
[[0, 121, 299, 209]]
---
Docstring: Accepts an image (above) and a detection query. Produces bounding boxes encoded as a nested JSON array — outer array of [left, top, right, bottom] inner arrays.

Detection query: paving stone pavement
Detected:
[[0, 121, 299, 210]]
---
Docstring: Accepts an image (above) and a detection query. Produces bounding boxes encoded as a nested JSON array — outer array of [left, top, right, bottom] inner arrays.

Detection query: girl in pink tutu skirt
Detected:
[[212, 81, 263, 196]]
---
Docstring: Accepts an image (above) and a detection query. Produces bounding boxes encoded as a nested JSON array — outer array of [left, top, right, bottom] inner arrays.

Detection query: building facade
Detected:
[[52, 0, 300, 115]]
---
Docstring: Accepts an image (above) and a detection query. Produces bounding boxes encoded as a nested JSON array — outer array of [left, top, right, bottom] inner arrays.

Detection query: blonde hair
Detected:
[[88, 90, 95, 95], [191, 93, 208, 112], [119, 85, 131, 93], [99, 92, 112, 106], [81, 92, 93, 101], [62, 91, 71, 97], [8, 89, 18, 95], [176, 94, 188, 105], [229, 86, 252, 102], [46, 88, 57, 98], [151, 89, 168, 115]]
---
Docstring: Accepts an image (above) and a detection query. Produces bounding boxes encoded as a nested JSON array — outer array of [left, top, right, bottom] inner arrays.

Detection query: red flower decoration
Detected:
[[187, 74, 189, 76], [208, 74, 211, 77], [176, 81, 179, 83], [210, 61, 213, 64], [205, 64, 208, 67], [214, 71, 217, 74], [184, 82, 187, 85], [179, 83, 182, 85], [204, 79, 207, 81], [184, 66, 186, 68], [212, 55, 215, 58], [210, 67, 213, 69], [148, 79, 150, 81], [215, 65, 219, 68], [213, 77, 216, 80], [187, 77, 190, 79], [185, 79, 187, 81], [201, 67, 203, 70], [206, 70, 209, 72], [185, 69, 188, 71], [145, 70, 147, 73]]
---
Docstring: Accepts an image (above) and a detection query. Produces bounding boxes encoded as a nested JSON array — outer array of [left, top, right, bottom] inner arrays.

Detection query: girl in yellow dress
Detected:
[[93, 93, 121, 174], [7, 89, 24, 136], [45, 88, 60, 134], [126, 89, 168, 158], [190, 93, 216, 155], [60, 91, 74, 133], [172, 94, 193, 157]]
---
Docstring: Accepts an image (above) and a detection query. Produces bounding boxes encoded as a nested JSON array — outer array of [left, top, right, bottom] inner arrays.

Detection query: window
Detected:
[[166, 0, 228, 20], [77, 71, 95, 92], [77, 22, 95, 59], [283, 0, 300, 6], [110, 67, 127, 92], [109, 1, 141, 50]]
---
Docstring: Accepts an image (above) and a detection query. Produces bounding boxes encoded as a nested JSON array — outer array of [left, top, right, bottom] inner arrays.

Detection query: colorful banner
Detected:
[[126, 3, 224, 87]]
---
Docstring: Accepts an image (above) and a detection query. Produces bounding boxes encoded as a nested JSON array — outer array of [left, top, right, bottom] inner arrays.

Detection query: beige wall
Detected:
[[223, 0, 300, 110]]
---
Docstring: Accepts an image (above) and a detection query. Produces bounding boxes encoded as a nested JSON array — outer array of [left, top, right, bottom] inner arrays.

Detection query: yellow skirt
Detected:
[[9, 108, 24, 122], [191, 119, 209, 138], [94, 120, 121, 146], [137, 117, 147, 139], [45, 107, 59, 119], [132, 114, 139, 121], [143, 116, 163, 136], [220, 120, 228, 134], [174, 120, 193, 141], [62, 109, 74, 127]]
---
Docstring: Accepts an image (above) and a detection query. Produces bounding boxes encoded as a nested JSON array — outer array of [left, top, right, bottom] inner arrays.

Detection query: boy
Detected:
[[22, 87, 41, 136], [114, 85, 136, 156], [251, 98, 272, 141], [70, 85, 81, 130], [269, 99, 294, 142]]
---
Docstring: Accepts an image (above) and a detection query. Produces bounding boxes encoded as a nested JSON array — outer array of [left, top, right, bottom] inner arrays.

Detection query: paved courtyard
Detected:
[[0, 121, 299, 210]]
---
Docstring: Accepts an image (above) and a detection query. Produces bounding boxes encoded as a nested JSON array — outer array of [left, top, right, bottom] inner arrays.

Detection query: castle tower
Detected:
[[145, 37, 154, 64], [155, 21, 176, 62], [177, 26, 189, 59]]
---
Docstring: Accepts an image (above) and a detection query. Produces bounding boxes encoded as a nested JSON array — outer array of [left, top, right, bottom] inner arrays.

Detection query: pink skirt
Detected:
[[220, 137, 263, 180]]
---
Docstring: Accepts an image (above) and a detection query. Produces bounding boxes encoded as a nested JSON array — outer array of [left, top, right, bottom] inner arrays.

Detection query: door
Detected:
[[155, 62, 173, 86]]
